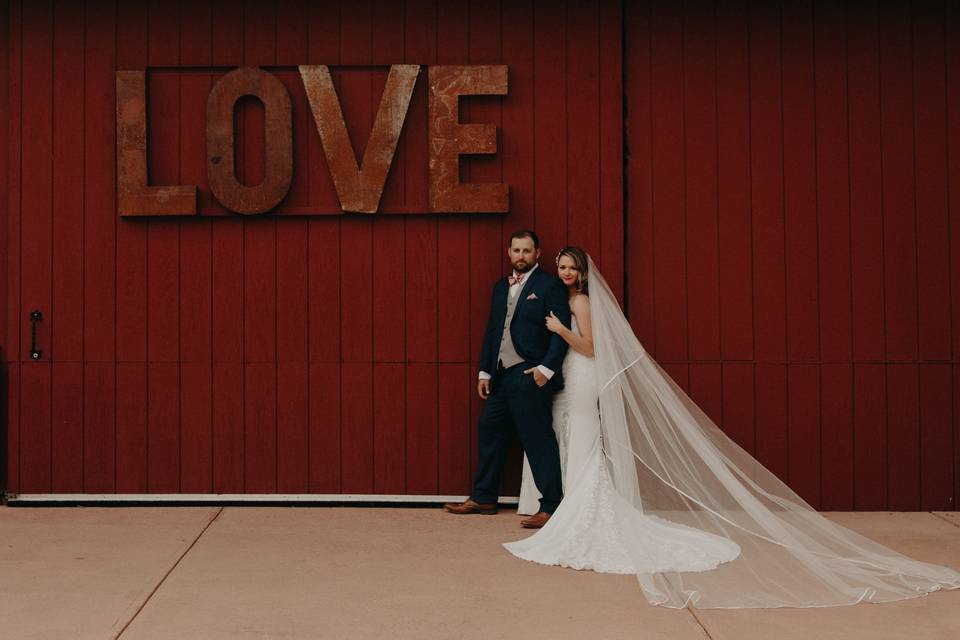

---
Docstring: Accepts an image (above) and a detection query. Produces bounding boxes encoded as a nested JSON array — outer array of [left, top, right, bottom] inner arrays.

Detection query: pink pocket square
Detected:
[[526, 292, 539, 300]]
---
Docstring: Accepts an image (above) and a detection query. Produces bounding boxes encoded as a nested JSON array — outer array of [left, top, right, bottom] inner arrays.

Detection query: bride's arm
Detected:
[[546, 294, 594, 357]]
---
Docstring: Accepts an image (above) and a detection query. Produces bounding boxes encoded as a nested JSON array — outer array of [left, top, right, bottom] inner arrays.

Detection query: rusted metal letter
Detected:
[[207, 67, 293, 214], [428, 65, 509, 213], [300, 65, 419, 213], [116, 70, 197, 216]]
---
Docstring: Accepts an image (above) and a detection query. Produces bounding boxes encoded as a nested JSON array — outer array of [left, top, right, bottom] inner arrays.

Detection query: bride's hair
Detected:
[[556, 246, 589, 294]]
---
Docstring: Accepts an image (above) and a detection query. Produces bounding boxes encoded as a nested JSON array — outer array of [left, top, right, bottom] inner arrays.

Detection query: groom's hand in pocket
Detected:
[[478, 378, 491, 399], [524, 367, 548, 387]]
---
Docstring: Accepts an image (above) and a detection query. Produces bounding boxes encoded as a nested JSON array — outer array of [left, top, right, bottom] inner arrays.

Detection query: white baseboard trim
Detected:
[[4, 493, 521, 505]]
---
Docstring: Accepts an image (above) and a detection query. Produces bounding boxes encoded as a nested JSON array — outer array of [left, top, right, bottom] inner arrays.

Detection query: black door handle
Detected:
[[29, 310, 43, 360]]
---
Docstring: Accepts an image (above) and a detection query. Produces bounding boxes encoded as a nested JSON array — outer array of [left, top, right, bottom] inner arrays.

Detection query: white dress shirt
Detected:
[[479, 263, 555, 381]]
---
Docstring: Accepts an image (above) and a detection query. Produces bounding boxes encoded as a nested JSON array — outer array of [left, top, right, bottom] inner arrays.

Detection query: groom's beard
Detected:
[[512, 261, 535, 273]]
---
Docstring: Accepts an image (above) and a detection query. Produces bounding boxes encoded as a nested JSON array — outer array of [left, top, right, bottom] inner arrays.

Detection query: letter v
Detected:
[[300, 64, 419, 213]]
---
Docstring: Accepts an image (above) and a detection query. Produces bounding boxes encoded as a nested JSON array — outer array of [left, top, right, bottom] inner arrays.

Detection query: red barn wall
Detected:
[[2, 0, 622, 497], [2, 0, 958, 511], [625, 0, 959, 511]]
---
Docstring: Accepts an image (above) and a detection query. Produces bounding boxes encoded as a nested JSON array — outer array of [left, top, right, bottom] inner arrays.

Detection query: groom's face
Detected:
[[508, 237, 540, 273]]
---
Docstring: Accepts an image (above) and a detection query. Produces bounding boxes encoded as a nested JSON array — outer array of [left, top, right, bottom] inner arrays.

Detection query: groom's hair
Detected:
[[509, 229, 540, 249]]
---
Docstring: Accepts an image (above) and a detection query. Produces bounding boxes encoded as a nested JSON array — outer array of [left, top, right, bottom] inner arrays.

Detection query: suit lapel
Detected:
[[510, 267, 541, 325]]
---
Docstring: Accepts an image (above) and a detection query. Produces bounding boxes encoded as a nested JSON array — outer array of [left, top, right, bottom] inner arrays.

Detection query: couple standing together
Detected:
[[443, 229, 960, 609]]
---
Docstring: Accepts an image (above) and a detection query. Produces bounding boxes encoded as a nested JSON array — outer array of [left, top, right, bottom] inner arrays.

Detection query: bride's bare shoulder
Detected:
[[569, 293, 590, 314]]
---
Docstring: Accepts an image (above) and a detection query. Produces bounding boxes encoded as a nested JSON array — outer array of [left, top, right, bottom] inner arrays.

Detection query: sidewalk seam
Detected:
[[687, 608, 714, 639], [112, 507, 225, 639]]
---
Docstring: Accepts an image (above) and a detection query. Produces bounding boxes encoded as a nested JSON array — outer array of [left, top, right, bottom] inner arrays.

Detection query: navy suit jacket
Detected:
[[479, 266, 572, 390]]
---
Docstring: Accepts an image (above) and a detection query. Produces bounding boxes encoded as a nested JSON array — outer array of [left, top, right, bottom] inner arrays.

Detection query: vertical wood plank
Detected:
[[721, 362, 754, 455], [146, 0, 181, 492], [879, 2, 918, 362], [468, 0, 509, 492], [749, 2, 786, 363], [755, 363, 788, 481], [683, 1, 721, 362], [598, 0, 624, 298], [913, 1, 951, 362], [919, 364, 952, 509], [853, 363, 886, 509], [716, 1, 753, 361], [242, 0, 278, 493], [847, 2, 885, 363], [306, 2, 342, 492], [179, 0, 213, 493], [820, 363, 853, 510], [650, 1, 687, 362], [624, 2, 655, 348], [781, 1, 819, 363], [815, 0, 853, 364], [19, 0, 53, 492], [886, 364, 920, 509], [50, 0, 84, 491], [210, 1, 244, 492], [83, 0, 117, 492], [787, 363, 820, 507], [566, 0, 600, 257]]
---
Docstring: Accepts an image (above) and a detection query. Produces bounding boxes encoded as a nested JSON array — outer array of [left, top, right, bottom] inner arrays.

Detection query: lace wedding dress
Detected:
[[507, 317, 741, 574], [503, 256, 960, 608]]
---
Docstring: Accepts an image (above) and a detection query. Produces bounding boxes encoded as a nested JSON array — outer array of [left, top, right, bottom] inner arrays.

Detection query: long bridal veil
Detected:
[[586, 255, 960, 608]]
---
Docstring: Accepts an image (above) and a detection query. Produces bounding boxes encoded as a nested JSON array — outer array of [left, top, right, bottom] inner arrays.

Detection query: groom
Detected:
[[444, 230, 571, 528]]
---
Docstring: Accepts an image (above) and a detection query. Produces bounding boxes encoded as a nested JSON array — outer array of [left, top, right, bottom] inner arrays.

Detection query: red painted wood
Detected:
[[650, 3, 686, 362], [49, 1, 85, 493], [19, 0, 53, 492], [814, 1, 852, 364], [781, 1, 819, 363], [950, 4, 960, 365], [720, 362, 754, 455], [116, 362, 148, 492], [913, 4, 951, 362], [598, 1, 623, 300], [0, 2, 9, 374], [820, 363, 853, 510], [83, 2, 117, 493], [755, 363, 788, 482], [373, 362, 404, 494], [715, 0, 753, 362], [787, 364, 820, 508], [14, 0, 959, 512], [749, 3, 786, 363], [625, 2, 654, 350], [847, 2, 885, 363], [683, 5, 720, 362], [853, 364, 886, 509], [51, 362, 82, 491], [919, 364, 952, 510], [886, 364, 920, 510], [879, 3, 919, 363]]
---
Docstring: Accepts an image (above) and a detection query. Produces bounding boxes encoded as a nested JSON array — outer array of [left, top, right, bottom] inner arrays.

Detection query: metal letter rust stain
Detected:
[[428, 65, 509, 213], [300, 65, 419, 213], [207, 67, 293, 214], [116, 70, 197, 216]]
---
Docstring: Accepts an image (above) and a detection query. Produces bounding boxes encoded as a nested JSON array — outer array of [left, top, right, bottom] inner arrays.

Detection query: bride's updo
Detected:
[[556, 246, 589, 294]]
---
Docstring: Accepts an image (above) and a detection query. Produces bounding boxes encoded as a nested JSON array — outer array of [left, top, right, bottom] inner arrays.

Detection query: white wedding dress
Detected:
[[507, 317, 741, 574], [501, 256, 960, 608]]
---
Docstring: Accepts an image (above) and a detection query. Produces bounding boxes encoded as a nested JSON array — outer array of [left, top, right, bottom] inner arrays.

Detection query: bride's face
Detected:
[[557, 255, 580, 288]]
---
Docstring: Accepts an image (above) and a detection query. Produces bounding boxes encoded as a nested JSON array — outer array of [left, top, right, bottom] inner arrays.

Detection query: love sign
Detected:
[[116, 65, 509, 216]]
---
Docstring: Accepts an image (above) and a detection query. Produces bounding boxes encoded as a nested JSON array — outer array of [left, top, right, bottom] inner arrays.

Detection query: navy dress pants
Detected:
[[470, 363, 564, 514]]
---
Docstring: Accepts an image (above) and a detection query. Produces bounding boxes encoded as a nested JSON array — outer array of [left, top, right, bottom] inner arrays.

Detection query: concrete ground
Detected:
[[1, 507, 958, 640]]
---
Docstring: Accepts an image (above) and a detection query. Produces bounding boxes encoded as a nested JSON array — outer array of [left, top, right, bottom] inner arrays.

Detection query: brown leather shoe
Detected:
[[443, 499, 498, 515], [520, 511, 551, 528]]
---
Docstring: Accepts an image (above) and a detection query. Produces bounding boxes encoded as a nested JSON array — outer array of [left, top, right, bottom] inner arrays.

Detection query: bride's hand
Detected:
[[545, 311, 564, 334]]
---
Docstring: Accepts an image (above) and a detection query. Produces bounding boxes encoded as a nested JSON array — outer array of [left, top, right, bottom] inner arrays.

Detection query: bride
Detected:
[[505, 246, 960, 608]]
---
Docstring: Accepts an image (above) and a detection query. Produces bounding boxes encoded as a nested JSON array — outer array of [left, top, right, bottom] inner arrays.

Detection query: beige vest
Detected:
[[497, 287, 524, 369]]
